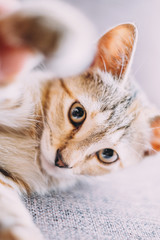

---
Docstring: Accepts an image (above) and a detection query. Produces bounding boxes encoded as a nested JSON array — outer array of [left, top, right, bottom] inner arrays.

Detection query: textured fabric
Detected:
[[24, 154, 160, 240]]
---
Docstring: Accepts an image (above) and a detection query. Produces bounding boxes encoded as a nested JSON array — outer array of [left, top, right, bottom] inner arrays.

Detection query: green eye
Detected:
[[96, 148, 119, 164], [69, 102, 86, 127]]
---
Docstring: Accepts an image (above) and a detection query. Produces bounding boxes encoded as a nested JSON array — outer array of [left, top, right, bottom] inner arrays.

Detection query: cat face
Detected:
[[40, 24, 157, 177], [1, 3, 159, 181], [40, 71, 149, 176]]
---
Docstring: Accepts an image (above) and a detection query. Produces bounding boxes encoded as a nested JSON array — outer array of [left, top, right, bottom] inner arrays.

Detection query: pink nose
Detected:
[[55, 150, 69, 168]]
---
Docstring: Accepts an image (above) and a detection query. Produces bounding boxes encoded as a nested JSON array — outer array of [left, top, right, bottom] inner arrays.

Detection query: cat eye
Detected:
[[96, 148, 119, 164], [69, 102, 86, 127]]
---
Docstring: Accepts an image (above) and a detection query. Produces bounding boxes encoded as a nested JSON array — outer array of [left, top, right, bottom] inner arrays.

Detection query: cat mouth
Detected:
[[40, 148, 71, 172], [40, 151, 71, 177]]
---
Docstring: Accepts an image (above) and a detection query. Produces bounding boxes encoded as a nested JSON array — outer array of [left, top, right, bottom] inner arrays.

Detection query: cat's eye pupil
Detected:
[[69, 102, 86, 127], [96, 148, 119, 164], [71, 107, 84, 119], [102, 149, 114, 158]]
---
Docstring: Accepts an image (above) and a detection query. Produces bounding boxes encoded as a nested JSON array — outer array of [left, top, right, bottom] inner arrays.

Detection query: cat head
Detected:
[[40, 23, 160, 177], [1, 3, 159, 178]]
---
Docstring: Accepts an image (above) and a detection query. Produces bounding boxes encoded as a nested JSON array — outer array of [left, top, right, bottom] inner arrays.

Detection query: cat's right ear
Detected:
[[149, 116, 160, 152], [91, 23, 137, 81], [142, 115, 160, 156]]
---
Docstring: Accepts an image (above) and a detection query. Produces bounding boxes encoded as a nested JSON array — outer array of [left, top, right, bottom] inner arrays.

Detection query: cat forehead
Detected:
[[69, 70, 136, 113], [69, 70, 131, 103], [63, 70, 138, 135]]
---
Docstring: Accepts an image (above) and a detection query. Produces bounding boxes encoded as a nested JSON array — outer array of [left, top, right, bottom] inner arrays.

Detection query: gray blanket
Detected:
[[24, 155, 160, 240]]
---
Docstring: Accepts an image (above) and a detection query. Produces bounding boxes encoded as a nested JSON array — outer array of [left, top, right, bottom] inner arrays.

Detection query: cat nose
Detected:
[[55, 149, 69, 168]]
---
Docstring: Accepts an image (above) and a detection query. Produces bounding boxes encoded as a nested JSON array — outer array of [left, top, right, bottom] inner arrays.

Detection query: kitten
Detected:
[[0, 1, 159, 240]]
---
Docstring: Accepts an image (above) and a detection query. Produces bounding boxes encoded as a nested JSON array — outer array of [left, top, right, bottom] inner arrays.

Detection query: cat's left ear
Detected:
[[91, 23, 137, 80], [150, 116, 160, 152]]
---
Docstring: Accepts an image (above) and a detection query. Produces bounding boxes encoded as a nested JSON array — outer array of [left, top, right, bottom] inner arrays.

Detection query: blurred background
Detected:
[[26, 0, 160, 107]]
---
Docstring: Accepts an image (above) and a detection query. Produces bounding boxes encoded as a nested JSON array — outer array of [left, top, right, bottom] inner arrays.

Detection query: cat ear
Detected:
[[150, 116, 160, 152], [91, 23, 137, 80]]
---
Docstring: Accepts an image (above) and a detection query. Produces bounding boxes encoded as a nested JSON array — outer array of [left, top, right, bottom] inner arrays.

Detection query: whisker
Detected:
[[100, 54, 107, 72], [125, 144, 142, 159], [133, 61, 145, 77], [150, 126, 160, 130], [118, 55, 125, 81], [128, 139, 159, 155]]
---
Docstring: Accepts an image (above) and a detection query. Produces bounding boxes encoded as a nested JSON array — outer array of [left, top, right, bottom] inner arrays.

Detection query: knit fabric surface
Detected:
[[23, 154, 160, 240]]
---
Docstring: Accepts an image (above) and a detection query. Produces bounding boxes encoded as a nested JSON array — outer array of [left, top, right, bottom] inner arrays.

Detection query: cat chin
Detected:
[[40, 152, 73, 178], [40, 152, 80, 191]]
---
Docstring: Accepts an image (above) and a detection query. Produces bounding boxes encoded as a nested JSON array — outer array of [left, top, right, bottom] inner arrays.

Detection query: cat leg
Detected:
[[0, 179, 44, 240]]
